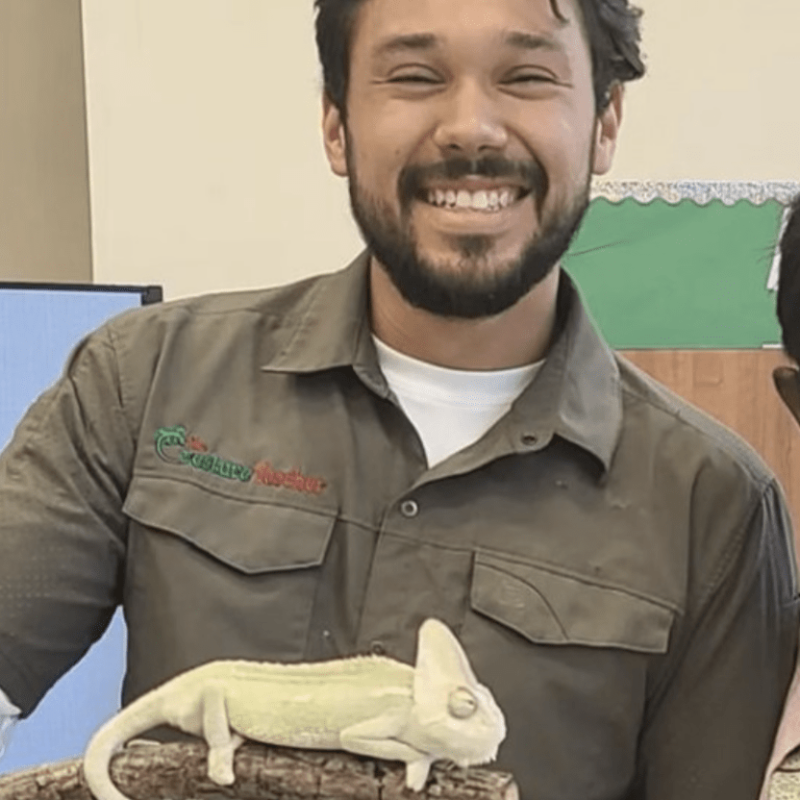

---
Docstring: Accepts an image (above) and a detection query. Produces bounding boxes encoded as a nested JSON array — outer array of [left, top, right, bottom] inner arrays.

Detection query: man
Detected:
[[773, 193, 800, 428], [0, 0, 797, 797], [761, 192, 800, 800]]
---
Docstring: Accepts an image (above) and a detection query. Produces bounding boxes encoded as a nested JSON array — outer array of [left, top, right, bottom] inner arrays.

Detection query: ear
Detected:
[[322, 94, 349, 178], [591, 83, 624, 176], [774, 365, 800, 427], [413, 619, 479, 718]]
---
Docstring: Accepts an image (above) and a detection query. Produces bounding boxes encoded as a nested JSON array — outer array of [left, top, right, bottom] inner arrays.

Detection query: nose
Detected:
[[432, 80, 509, 156]]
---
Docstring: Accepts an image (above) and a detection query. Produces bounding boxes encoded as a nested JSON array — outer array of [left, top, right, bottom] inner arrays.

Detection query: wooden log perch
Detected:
[[0, 741, 519, 800]]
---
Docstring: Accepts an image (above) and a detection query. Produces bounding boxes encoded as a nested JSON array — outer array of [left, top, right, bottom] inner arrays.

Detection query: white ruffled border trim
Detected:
[[591, 181, 800, 206]]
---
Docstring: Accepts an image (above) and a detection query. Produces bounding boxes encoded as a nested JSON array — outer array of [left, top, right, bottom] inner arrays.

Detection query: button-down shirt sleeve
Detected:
[[0, 326, 134, 715], [636, 478, 798, 799]]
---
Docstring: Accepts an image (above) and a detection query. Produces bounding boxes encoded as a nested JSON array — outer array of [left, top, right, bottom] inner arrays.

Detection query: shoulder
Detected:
[[58, 271, 343, 436], [85, 271, 338, 374], [614, 352, 776, 493], [610, 354, 796, 614], [107, 271, 332, 341], [611, 352, 792, 587]]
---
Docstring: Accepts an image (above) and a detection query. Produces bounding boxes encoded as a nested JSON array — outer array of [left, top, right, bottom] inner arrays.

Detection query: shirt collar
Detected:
[[260, 250, 388, 393], [506, 272, 622, 473], [261, 250, 622, 472]]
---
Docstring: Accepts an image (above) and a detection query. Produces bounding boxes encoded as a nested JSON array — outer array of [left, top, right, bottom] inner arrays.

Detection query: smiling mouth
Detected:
[[420, 186, 530, 213]]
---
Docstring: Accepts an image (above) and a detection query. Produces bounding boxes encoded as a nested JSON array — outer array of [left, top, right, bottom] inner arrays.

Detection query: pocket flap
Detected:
[[124, 475, 334, 574], [471, 551, 673, 653]]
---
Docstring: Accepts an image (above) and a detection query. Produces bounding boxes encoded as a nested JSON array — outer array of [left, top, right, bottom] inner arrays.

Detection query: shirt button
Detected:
[[521, 433, 539, 447], [370, 641, 387, 656], [400, 499, 420, 518]]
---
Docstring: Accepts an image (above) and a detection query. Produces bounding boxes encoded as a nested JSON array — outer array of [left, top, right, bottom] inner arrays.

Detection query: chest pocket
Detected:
[[461, 550, 674, 799], [470, 550, 673, 652], [121, 474, 335, 695]]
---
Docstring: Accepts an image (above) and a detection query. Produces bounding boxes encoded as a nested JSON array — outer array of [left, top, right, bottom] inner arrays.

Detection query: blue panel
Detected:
[[0, 287, 155, 773], [0, 290, 143, 449]]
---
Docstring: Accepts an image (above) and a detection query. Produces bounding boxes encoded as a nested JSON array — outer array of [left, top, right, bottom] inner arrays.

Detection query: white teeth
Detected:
[[425, 187, 521, 212], [456, 190, 472, 209]]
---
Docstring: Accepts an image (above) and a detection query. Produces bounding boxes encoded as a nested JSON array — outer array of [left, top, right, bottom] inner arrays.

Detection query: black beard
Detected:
[[346, 153, 591, 319]]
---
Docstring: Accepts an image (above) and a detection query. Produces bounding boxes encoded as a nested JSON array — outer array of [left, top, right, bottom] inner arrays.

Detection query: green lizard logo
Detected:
[[154, 425, 187, 462]]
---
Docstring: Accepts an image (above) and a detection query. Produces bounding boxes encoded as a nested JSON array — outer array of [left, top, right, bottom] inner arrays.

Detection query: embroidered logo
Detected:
[[154, 426, 326, 495], [253, 462, 326, 496], [154, 425, 188, 463], [179, 451, 253, 482]]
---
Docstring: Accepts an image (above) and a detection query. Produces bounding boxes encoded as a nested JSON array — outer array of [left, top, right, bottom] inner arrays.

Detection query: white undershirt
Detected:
[[373, 336, 543, 468]]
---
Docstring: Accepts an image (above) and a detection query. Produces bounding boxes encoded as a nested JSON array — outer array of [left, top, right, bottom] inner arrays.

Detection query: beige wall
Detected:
[[82, 1, 357, 300], [82, 0, 800, 300], [612, 0, 800, 181], [0, 1, 92, 283]]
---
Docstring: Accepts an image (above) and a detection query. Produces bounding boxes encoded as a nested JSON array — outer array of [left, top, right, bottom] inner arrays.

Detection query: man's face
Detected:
[[323, 0, 621, 319]]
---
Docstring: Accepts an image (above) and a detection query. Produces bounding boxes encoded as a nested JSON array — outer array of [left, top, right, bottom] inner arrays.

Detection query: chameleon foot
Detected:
[[207, 733, 245, 786]]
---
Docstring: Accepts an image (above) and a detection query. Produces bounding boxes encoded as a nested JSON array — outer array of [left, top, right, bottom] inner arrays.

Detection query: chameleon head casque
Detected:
[[406, 618, 507, 768]]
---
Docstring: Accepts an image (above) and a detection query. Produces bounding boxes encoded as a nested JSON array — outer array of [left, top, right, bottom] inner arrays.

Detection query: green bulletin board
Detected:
[[562, 183, 796, 349]]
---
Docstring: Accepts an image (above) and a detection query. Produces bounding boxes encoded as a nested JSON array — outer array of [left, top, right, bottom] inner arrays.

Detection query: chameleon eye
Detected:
[[448, 687, 478, 719]]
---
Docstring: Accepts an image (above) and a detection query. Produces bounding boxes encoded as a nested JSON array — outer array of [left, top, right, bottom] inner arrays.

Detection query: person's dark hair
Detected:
[[314, 0, 645, 119], [777, 193, 800, 363]]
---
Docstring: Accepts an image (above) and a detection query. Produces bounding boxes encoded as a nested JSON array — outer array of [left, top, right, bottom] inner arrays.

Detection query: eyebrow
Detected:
[[372, 33, 439, 60], [502, 30, 564, 54], [371, 30, 564, 60]]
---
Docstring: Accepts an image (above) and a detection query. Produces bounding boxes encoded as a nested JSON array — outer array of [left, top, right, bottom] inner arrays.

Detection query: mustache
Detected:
[[399, 156, 548, 202]]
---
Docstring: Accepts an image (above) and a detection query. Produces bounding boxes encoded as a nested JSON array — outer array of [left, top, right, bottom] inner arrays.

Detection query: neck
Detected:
[[369, 258, 560, 371]]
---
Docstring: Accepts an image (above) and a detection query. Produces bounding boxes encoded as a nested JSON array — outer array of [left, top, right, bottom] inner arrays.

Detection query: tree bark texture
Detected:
[[0, 742, 519, 800]]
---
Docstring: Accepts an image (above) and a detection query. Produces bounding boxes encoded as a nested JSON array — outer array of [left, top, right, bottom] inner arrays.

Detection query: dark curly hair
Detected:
[[777, 194, 800, 363], [314, 0, 645, 118]]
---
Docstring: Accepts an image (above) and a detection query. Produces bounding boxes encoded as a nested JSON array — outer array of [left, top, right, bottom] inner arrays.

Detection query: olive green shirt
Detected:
[[0, 251, 798, 799]]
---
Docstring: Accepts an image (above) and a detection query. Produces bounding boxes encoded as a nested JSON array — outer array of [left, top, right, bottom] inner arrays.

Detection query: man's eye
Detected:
[[506, 74, 554, 84], [389, 75, 439, 84]]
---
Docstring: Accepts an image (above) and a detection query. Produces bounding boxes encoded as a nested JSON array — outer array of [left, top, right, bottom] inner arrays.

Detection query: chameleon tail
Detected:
[[83, 691, 167, 800]]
